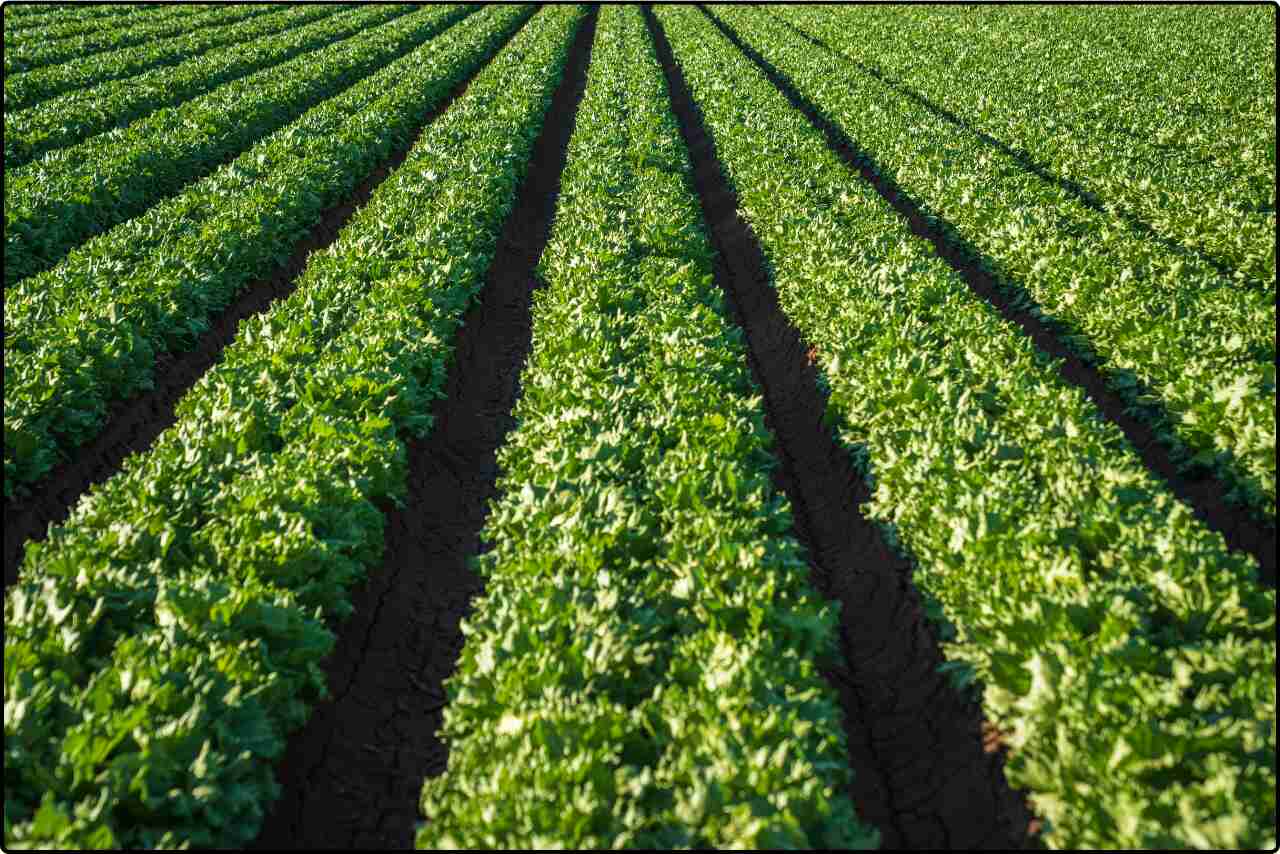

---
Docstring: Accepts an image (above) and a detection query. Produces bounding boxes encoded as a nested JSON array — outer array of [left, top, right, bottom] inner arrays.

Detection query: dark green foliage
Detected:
[[4, 4, 366, 165], [3, 5, 466, 288], [657, 5, 1275, 848], [4, 6, 583, 847], [5, 4, 274, 79], [739, 5, 1275, 520], [3, 4, 518, 499], [417, 7, 875, 848]]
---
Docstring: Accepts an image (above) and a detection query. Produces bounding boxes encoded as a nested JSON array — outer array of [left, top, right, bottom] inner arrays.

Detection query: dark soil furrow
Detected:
[[1, 21, 524, 591], [703, 7, 1276, 587], [763, 9, 1254, 289], [645, 7, 1037, 849], [250, 9, 598, 850], [5, 12, 463, 291]]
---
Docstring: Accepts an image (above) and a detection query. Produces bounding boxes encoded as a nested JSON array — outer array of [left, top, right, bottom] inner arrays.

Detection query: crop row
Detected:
[[5, 3, 135, 27], [4, 4, 272, 77], [417, 6, 872, 849], [4, 5, 397, 168], [4, 4, 339, 117], [778, 5, 1276, 288], [4, 5, 585, 847], [4, 4, 466, 288], [3, 3, 176, 44], [713, 6, 1276, 521], [1, 1, 524, 503], [654, 6, 1274, 848]]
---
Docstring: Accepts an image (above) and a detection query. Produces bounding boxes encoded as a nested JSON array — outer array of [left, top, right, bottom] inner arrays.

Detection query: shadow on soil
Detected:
[[647, 5, 1042, 847], [703, 5, 1275, 587]]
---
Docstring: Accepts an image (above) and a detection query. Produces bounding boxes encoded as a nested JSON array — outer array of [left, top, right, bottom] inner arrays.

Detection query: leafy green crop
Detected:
[[4, 5, 584, 847], [2, 4, 1273, 849], [2, 3, 348, 125], [4, 4, 274, 78], [2, 4, 464, 288], [3, 6, 366, 166], [749, 5, 1276, 519], [4, 4, 128, 32], [2, 3, 514, 499], [417, 7, 874, 849], [2, 3, 195, 49], [779, 4, 1276, 290], [656, 5, 1275, 848]]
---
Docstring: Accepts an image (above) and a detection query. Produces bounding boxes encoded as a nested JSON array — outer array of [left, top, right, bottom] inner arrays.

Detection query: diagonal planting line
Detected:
[[251, 9, 599, 850], [3, 6, 467, 289], [4, 4, 274, 77], [2, 4, 345, 121], [702, 6, 1276, 587], [1, 7, 537, 591], [643, 6, 1038, 849], [3, 2, 176, 41], [3, 9, 587, 848], [763, 9, 1257, 290], [4, 6, 390, 168], [1, 4, 182, 49]]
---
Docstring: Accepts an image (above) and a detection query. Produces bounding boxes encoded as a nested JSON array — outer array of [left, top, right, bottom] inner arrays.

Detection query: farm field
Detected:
[[2, 2, 1275, 850]]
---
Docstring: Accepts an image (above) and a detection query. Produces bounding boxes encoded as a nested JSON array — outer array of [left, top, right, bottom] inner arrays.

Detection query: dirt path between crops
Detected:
[[646, 7, 1039, 849], [703, 7, 1276, 587], [0, 11, 534, 591], [762, 10, 1254, 290], [250, 10, 598, 850]]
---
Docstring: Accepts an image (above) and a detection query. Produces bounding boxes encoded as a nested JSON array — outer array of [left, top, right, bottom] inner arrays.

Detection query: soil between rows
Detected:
[[0, 11, 530, 591], [7, 10, 449, 289], [763, 10, 1253, 290], [250, 9, 599, 849], [703, 7, 1276, 587], [645, 6, 1038, 849], [9, 5, 1263, 851]]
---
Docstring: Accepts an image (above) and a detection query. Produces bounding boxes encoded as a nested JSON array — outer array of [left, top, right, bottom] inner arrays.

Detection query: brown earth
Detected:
[[1, 12, 531, 591], [646, 6, 1040, 848], [250, 8, 599, 849], [703, 5, 1274, 589]]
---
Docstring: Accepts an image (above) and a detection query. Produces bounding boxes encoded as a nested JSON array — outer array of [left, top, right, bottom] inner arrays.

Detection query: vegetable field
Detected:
[[3, 3, 1275, 850]]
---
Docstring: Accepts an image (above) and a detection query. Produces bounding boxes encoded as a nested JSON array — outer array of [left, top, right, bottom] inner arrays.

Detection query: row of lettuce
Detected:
[[3, 2, 157, 35], [2, 3, 202, 53], [4, 4, 270, 78], [651, 6, 1274, 848], [4, 3, 1275, 849], [4, 4, 344, 126], [713, 6, 1277, 524], [3, 4, 467, 288], [3, 3, 510, 497], [416, 6, 873, 848], [4, 5, 392, 168], [4, 5, 586, 847], [774, 4, 1276, 289]]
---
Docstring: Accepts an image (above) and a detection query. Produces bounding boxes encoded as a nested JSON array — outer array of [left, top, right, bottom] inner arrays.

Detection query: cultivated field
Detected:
[[3, 2, 1276, 849]]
